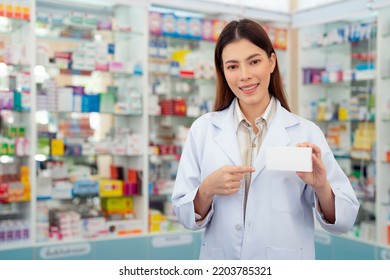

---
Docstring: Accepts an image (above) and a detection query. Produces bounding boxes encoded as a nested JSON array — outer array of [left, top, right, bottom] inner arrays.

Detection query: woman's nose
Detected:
[[239, 66, 252, 80]]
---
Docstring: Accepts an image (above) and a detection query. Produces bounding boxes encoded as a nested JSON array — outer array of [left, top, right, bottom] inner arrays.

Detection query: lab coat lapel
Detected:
[[211, 100, 242, 166], [251, 102, 294, 181]]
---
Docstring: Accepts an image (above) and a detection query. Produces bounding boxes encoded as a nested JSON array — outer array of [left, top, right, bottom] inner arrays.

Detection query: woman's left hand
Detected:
[[295, 142, 328, 191]]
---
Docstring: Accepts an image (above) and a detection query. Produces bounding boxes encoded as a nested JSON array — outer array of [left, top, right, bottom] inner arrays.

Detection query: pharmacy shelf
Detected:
[[298, 15, 378, 244], [0, 0, 35, 250], [32, 1, 149, 246], [375, 5, 390, 247], [296, 0, 390, 250]]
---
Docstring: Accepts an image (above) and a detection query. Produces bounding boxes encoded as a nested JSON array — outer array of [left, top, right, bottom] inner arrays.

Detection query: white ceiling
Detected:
[[197, 0, 344, 13], [37, 0, 348, 14]]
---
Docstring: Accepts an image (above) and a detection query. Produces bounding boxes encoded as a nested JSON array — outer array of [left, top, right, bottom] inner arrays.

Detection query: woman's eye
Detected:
[[227, 65, 237, 70], [251, 59, 261, 65]]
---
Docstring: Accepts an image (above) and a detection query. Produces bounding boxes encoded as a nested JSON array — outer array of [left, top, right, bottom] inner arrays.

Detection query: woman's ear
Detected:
[[270, 53, 276, 73]]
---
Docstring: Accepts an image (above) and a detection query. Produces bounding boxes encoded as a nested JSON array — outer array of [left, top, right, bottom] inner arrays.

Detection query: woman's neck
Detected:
[[239, 96, 271, 127]]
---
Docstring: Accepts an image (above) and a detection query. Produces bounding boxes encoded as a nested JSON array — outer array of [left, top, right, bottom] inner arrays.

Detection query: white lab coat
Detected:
[[172, 98, 359, 259]]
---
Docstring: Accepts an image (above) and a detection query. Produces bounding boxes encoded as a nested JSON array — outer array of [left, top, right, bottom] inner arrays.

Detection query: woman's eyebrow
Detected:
[[224, 53, 262, 65]]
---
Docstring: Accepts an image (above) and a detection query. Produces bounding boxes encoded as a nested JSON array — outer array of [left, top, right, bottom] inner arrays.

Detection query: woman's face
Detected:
[[221, 38, 275, 114]]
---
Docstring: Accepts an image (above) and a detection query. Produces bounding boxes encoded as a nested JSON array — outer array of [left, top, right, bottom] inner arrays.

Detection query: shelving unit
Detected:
[[0, 0, 34, 249], [293, 0, 390, 259], [376, 4, 390, 247], [147, 8, 220, 234], [298, 17, 378, 243], [32, 0, 149, 244]]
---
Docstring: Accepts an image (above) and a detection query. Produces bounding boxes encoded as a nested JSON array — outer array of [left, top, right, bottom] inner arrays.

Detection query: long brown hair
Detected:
[[213, 19, 290, 112]]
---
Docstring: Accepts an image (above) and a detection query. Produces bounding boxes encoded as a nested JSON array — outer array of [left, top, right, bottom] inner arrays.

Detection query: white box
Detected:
[[57, 88, 73, 112], [266, 147, 313, 172]]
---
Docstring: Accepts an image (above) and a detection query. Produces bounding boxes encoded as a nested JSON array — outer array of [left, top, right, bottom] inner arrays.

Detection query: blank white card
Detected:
[[266, 147, 313, 172]]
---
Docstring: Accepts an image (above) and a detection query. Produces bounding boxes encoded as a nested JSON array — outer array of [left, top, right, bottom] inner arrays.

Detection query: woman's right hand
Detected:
[[194, 165, 255, 219], [200, 165, 255, 197]]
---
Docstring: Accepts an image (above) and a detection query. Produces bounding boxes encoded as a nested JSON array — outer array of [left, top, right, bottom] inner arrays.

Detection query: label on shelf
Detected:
[[151, 234, 193, 248], [39, 243, 92, 259]]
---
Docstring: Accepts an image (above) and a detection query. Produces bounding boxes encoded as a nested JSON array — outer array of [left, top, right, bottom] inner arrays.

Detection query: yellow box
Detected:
[[99, 180, 123, 197], [51, 139, 65, 156], [149, 223, 160, 232], [101, 197, 133, 214]]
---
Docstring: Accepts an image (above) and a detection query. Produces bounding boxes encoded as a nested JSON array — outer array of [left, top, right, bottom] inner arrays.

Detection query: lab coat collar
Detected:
[[210, 98, 300, 179], [210, 98, 242, 165]]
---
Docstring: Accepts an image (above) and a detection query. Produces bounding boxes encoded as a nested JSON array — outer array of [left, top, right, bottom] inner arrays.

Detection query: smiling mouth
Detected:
[[239, 83, 259, 91]]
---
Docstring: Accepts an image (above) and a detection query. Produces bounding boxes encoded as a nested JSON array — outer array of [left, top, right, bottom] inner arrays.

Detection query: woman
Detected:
[[172, 19, 359, 259]]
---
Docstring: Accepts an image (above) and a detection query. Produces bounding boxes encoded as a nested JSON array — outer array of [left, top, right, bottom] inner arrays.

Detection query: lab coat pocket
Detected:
[[266, 246, 303, 260], [268, 171, 300, 212], [199, 245, 225, 260]]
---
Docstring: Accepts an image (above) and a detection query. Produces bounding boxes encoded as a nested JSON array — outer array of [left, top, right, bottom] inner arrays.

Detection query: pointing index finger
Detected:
[[230, 165, 256, 173]]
